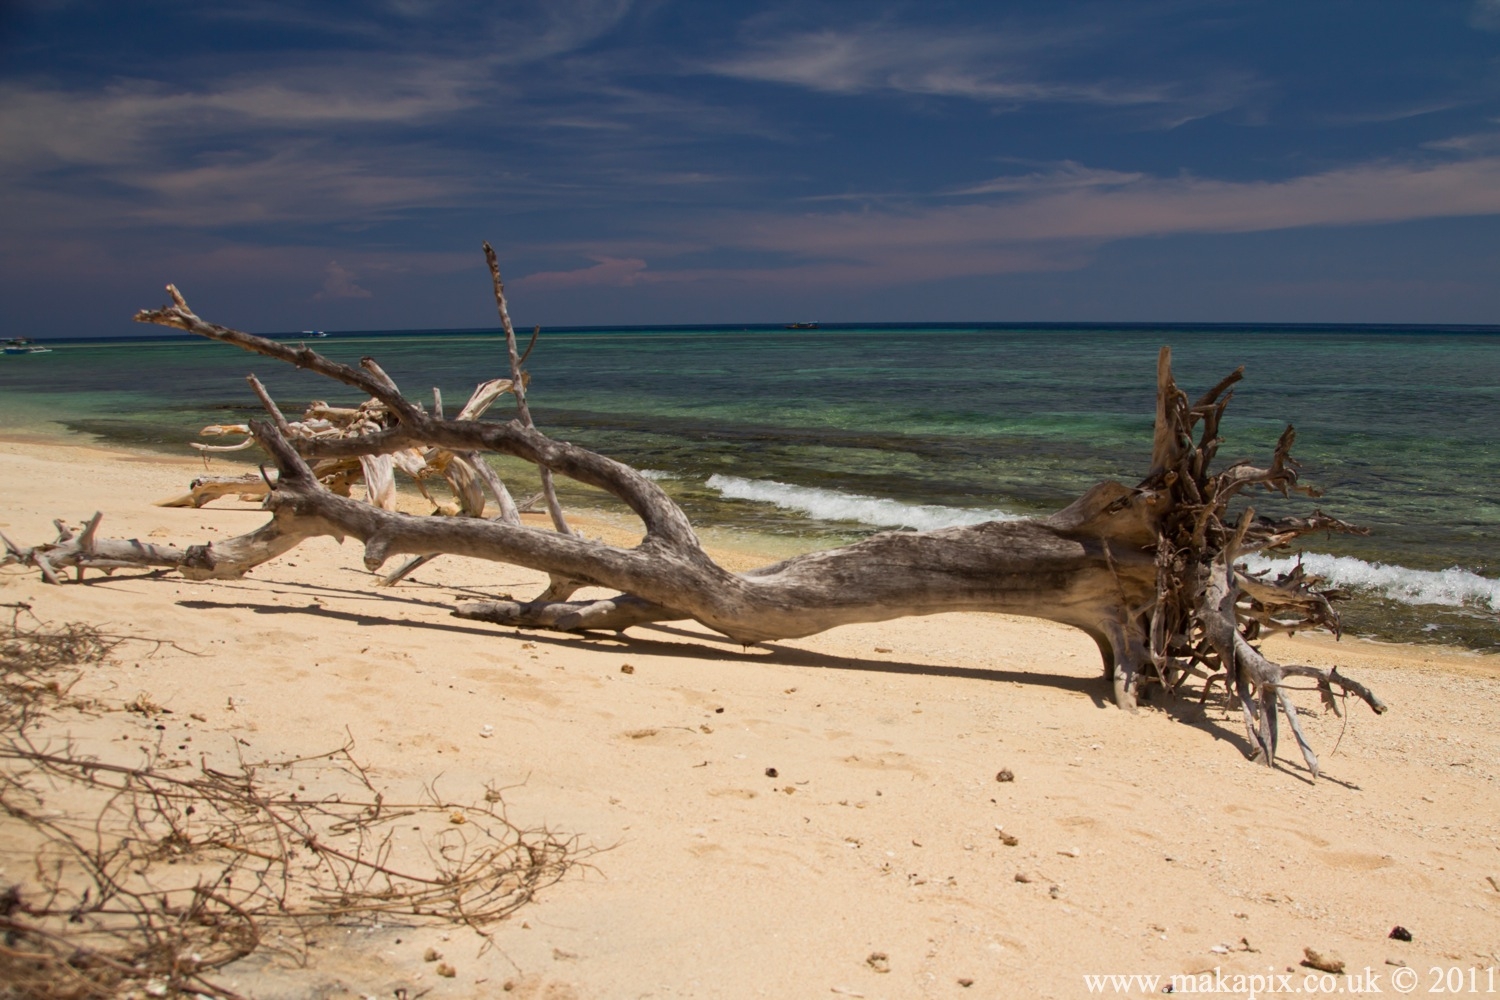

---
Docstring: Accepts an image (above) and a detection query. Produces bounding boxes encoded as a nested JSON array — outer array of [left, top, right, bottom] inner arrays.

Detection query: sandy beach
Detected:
[[2, 435, 1498, 1000]]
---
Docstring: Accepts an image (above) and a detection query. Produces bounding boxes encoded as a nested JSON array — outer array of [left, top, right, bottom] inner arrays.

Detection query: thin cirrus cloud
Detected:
[[946, 162, 1148, 196], [760, 157, 1500, 250], [0, 63, 489, 236], [124, 150, 466, 228], [519, 256, 650, 290], [704, 22, 1234, 115], [1471, 0, 1500, 31], [196, 0, 638, 65], [521, 155, 1500, 289], [0, 63, 483, 171], [0, 141, 471, 235]]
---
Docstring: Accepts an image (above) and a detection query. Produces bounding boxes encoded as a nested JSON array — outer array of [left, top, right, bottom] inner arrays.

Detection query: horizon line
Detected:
[[26, 318, 1500, 345]]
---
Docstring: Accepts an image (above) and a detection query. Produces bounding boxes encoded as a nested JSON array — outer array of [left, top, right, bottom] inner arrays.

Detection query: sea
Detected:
[[2, 323, 1497, 652]]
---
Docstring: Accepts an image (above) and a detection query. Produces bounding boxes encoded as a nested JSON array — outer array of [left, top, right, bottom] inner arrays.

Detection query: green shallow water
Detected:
[[2, 324, 1497, 649]]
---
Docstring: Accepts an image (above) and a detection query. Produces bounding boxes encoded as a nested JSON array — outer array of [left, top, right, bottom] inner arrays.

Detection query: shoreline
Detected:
[[3, 434, 1498, 997], [5, 326, 1499, 655], [3, 423, 1495, 659]]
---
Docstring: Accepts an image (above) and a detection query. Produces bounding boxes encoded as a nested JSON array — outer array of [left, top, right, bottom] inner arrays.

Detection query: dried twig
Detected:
[[0, 615, 591, 999]]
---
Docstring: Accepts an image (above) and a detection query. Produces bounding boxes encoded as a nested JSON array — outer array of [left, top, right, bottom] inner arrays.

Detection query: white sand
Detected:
[[2, 437, 1497, 999]]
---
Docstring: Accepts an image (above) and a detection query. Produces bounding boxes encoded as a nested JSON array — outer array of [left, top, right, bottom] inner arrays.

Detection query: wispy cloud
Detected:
[[705, 19, 1252, 124], [518, 255, 649, 289], [127, 149, 465, 227], [545, 155, 1500, 290], [5, 2, 1500, 330], [1422, 124, 1500, 153], [1471, 0, 1500, 31], [709, 24, 1157, 104], [0, 138, 472, 237], [947, 162, 1147, 197], [198, 0, 637, 62], [0, 62, 485, 172]]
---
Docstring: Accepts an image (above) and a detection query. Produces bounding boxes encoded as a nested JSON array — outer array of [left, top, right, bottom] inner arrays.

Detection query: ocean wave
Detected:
[[1240, 553, 1500, 611], [705, 475, 1022, 531], [704, 475, 1498, 613]]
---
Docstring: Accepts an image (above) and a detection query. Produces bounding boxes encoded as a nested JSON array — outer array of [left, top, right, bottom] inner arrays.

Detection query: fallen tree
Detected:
[[1, 253, 1386, 777]]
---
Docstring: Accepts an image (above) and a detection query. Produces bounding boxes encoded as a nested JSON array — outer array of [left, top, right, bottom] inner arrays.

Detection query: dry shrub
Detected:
[[0, 608, 588, 999], [0, 605, 117, 730]]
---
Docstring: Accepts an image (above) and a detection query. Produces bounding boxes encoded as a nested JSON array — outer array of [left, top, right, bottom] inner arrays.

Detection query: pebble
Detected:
[[479, 724, 494, 738], [995, 769, 1015, 782]]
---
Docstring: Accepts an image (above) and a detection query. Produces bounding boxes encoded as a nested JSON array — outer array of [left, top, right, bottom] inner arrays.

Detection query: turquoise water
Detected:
[[2, 324, 1497, 649]]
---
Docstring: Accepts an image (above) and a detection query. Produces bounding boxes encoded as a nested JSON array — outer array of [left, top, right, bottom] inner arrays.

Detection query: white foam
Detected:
[[705, 476, 1498, 614], [1241, 552, 1500, 611], [706, 474, 1022, 531], [638, 469, 673, 480]]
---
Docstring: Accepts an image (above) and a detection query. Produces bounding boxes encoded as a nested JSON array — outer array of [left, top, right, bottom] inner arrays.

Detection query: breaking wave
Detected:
[[705, 475, 1023, 532], [704, 476, 1498, 614], [1240, 552, 1500, 612], [706, 476, 1499, 613]]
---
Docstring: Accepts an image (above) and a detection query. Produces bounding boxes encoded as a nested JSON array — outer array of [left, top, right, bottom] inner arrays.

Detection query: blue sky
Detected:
[[4, 0, 1500, 336]]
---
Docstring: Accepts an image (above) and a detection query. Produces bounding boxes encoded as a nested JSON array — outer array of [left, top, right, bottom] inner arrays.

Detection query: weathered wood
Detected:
[[1, 278, 1387, 778], [484, 241, 580, 603], [157, 472, 268, 508]]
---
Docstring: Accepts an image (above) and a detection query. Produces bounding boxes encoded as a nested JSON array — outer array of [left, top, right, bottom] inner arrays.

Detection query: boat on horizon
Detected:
[[785, 321, 820, 330], [4, 337, 52, 355], [301, 329, 329, 338]]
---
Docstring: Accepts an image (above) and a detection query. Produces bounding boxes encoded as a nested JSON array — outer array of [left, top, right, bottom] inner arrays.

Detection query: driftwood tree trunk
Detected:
[[1, 277, 1387, 778]]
